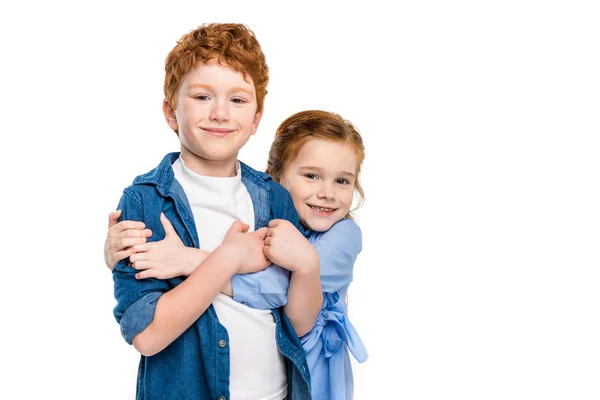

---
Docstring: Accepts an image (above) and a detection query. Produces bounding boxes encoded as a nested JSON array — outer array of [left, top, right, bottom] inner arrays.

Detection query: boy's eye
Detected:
[[195, 95, 210, 101], [304, 173, 318, 180], [231, 98, 246, 104]]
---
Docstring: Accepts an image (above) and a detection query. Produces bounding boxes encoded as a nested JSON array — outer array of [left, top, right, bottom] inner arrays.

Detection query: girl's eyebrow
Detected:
[[297, 166, 355, 178]]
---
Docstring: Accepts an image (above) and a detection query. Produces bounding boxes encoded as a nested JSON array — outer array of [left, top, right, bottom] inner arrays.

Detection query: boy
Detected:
[[112, 23, 321, 399]]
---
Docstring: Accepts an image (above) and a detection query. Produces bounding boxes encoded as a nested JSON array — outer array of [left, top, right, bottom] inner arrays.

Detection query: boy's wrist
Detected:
[[210, 245, 242, 275], [184, 248, 210, 276]]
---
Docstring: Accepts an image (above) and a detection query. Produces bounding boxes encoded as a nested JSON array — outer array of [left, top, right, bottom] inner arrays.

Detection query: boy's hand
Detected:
[[263, 219, 319, 273], [129, 213, 206, 280], [104, 210, 152, 269], [221, 221, 270, 274]]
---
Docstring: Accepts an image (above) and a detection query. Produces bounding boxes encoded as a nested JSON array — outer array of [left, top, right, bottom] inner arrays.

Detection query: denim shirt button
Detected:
[[218, 339, 227, 348], [218, 397, 226, 400]]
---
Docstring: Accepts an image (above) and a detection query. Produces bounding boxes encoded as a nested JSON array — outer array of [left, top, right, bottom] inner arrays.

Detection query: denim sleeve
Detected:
[[313, 218, 362, 293], [112, 189, 171, 344], [231, 183, 300, 310]]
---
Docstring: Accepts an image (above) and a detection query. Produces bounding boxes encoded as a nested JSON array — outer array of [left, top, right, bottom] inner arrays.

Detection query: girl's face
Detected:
[[281, 138, 358, 232]]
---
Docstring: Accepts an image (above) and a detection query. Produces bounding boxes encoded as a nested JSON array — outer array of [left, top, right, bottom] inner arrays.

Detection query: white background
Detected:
[[1, 1, 599, 399]]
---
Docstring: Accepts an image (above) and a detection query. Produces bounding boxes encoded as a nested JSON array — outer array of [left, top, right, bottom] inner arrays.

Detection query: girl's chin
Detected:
[[302, 218, 335, 233]]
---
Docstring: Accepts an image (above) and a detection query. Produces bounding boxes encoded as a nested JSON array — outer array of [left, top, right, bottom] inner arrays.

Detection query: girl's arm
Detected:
[[263, 219, 322, 337], [104, 210, 152, 269], [105, 212, 290, 309]]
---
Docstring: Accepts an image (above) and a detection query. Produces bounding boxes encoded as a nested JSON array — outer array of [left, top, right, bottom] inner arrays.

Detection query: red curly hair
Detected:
[[163, 23, 269, 113]]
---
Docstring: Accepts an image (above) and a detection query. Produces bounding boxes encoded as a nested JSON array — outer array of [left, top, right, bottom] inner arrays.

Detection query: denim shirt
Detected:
[[112, 152, 311, 400]]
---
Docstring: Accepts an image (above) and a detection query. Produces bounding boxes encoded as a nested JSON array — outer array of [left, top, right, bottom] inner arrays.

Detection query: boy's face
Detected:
[[281, 139, 357, 232], [164, 59, 262, 176]]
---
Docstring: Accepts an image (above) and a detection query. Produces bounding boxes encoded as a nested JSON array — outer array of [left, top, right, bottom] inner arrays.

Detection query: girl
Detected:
[[105, 110, 368, 400]]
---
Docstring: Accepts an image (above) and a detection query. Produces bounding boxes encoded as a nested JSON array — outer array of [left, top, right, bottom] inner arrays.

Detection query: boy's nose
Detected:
[[209, 102, 230, 122]]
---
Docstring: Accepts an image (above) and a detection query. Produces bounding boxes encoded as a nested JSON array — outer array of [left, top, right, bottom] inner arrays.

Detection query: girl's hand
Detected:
[[104, 210, 152, 269], [129, 213, 208, 280], [263, 219, 319, 273]]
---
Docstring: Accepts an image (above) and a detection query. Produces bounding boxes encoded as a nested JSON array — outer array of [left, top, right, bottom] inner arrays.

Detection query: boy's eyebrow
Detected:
[[188, 83, 254, 94]]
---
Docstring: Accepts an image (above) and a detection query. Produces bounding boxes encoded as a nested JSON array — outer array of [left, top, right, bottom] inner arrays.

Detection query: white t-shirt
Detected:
[[172, 157, 287, 400]]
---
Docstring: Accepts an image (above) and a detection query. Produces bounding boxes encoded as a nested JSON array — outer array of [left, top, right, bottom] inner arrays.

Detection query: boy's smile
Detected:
[[164, 59, 262, 177]]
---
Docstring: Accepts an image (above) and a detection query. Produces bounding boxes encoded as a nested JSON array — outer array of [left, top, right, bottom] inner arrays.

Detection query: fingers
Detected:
[[119, 229, 152, 239], [136, 269, 158, 280], [267, 219, 281, 228], [108, 210, 122, 229], [131, 242, 151, 253], [110, 220, 149, 235], [262, 245, 272, 261], [263, 236, 272, 246], [252, 227, 268, 240], [131, 260, 152, 271], [160, 213, 176, 237], [115, 236, 148, 251], [112, 249, 136, 264], [227, 220, 249, 234]]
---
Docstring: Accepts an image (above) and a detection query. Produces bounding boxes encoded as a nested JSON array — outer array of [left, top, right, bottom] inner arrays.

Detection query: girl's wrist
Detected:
[[293, 248, 319, 275]]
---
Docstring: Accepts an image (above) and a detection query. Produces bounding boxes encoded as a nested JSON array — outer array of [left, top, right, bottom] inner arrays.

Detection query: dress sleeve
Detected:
[[112, 189, 174, 344], [231, 266, 290, 310], [312, 219, 362, 293]]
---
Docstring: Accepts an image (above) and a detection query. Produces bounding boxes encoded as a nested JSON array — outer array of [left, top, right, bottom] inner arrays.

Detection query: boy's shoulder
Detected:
[[239, 160, 272, 183], [119, 152, 180, 205], [130, 152, 179, 187], [239, 160, 288, 194]]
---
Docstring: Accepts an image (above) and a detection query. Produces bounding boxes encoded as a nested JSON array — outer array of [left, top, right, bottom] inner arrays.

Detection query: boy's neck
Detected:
[[180, 149, 239, 177]]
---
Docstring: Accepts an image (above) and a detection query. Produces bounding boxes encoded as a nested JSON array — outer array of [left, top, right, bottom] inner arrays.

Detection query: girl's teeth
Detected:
[[311, 206, 333, 212]]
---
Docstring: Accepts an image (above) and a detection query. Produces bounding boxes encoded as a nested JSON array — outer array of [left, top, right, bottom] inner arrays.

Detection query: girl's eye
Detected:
[[337, 178, 350, 185], [195, 95, 210, 101], [304, 173, 318, 180]]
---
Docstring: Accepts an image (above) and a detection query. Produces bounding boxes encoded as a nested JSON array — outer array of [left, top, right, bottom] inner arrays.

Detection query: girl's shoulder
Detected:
[[328, 218, 362, 236], [314, 218, 362, 251]]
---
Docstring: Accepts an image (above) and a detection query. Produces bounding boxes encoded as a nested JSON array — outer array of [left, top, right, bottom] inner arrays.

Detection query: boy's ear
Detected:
[[251, 110, 263, 136], [163, 99, 179, 133]]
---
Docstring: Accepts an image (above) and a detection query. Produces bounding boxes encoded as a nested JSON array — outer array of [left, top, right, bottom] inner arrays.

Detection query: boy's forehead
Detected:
[[183, 60, 255, 91]]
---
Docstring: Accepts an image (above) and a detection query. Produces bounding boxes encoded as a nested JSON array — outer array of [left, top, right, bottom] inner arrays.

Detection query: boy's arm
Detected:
[[106, 209, 282, 303], [133, 238, 245, 356], [113, 190, 269, 356], [313, 218, 362, 293]]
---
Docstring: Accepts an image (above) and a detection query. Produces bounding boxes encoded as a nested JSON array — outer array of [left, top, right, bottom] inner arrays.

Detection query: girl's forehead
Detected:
[[289, 139, 358, 173]]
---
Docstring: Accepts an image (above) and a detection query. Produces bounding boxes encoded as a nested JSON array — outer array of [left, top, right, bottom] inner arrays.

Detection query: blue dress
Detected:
[[232, 217, 368, 399], [301, 218, 368, 400]]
